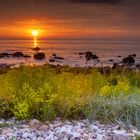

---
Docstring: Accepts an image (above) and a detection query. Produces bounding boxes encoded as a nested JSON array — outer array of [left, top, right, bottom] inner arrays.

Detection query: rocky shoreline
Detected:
[[0, 50, 140, 70], [0, 118, 140, 140]]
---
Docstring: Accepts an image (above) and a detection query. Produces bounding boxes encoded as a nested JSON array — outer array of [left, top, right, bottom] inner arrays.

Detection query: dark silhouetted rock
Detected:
[[132, 53, 136, 57], [85, 51, 93, 61], [92, 54, 99, 59], [34, 52, 46, 60], [54, 56, 64, 60], [0, 53, 10, 58], [85, 51, 99, 60], [32, 47, 40, 51], [122, 55, 135, 64], [109, 59, 113, 62], [79, 52, 85, 55], [117, 56, 122, 58], [52, 54, 57, 57], [13, 52, 24, 57], [49, 59, 55, 62], [24, 55, 31, 58]]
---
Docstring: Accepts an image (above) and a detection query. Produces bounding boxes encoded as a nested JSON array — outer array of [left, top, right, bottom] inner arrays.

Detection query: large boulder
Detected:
[[85, 51, 99, 61], [13, 52, 24, 57], [34, 52, 46, 60], [85, 51, 93, 61], [122, 55, 135, 64], [92, 54, 99, 59]]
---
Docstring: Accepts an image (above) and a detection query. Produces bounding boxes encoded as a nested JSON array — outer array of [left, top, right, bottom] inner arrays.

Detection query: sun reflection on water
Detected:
[[34, 36, 38, 48]]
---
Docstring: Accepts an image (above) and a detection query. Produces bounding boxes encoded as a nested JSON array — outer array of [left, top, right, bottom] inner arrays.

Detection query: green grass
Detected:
[[0, 65, 140, 129]]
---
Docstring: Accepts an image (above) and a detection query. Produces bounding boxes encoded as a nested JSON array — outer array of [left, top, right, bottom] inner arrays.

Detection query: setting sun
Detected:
[[32, 30, 38, 37]]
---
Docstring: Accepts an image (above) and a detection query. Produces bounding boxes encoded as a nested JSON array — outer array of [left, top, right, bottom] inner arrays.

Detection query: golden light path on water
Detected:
[[32, 30, 38, 48], [34, 37, 38, 48]]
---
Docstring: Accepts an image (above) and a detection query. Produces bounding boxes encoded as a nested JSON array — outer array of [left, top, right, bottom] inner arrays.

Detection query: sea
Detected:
[[0, 38, 140, 67]]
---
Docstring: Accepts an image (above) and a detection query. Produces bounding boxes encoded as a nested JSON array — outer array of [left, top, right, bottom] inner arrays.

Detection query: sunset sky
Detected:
[[0, 0, 140, 38]]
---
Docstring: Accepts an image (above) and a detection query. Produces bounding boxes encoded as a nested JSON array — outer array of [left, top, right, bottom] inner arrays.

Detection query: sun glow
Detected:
[[32, 30, 38, 37]]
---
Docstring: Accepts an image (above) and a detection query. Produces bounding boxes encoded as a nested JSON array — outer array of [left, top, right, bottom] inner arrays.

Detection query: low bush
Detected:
[[0, 65, 139, 128]]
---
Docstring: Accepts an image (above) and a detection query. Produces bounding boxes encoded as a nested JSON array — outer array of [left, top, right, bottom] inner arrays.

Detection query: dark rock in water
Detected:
[[54, 56, 64, 60], [13, 52, 24, 57], [117, 55, 122, 58], [34, 52, 46, 60], [0, 53, 10, 58], [49, 59, 55, 62], [109, 59, 114, 62], [32, 47, 40, 51], [0, 52, 31, 58], [122, 55, 135, 64], [85, 51, 93, 60], [92, 54, 99, 59], [52, 54, 57, 57], [24, 55, 31, 58], [79, 52, 85, 55], [132, 53, 136, 57], [85, 51, 99, 62]]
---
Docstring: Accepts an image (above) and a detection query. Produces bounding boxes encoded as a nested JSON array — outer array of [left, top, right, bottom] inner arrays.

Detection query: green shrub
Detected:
[[0, 65, 139, 129]]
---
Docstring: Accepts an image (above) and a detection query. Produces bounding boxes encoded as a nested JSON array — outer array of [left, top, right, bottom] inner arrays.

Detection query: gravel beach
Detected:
[[0, 118, 139, 140]]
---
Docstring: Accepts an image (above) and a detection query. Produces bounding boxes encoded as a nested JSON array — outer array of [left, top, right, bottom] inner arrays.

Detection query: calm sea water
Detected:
[[0, 38, 140, 67]]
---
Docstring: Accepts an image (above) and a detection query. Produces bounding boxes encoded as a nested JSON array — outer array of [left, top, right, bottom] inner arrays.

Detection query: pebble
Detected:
[[0, 118, 139, 140]]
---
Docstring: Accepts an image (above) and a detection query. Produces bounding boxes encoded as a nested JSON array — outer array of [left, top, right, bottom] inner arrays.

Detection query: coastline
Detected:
[[0, 57, 139, 140], [0, 118, 139, 140]]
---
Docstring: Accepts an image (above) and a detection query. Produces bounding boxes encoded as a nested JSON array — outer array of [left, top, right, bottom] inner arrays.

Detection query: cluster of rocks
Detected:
[[0, 51, 46, 61], [33, 53, 46, 60], [0, 49, 139, 69], [0, 52, 31, 59], [79, 51, 99, 62], [0, 46, 66, 62], [78, 51, 140, 70], [112, 54, 140, 70], [122, 54, 136, 65], [49, 54, 64, 63], [79, 51, 99, 66], [0, 118, 139, 140]]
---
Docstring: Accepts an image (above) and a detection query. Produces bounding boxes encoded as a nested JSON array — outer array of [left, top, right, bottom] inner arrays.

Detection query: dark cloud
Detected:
[[2, 0, 121, 4], [69, 0, 121, 4], [31, 0, 121, 4]]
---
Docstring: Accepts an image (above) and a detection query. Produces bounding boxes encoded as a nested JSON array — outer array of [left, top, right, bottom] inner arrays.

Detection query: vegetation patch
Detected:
[[0, 65, 140, 129]]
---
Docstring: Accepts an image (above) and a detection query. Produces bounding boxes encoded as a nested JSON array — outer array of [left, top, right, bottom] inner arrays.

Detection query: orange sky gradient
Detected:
[[0, 0, 140, 39]]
